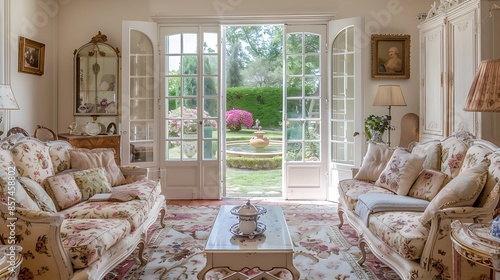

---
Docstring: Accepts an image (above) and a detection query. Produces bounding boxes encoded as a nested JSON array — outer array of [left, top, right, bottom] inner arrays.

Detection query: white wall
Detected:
[[9, 0, 57, 134], [53, 0, 432, 146]]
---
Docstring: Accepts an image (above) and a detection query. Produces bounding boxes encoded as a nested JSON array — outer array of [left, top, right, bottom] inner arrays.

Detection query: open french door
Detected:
[[283, 25, 328, 200], [328, 18, 364, 202]]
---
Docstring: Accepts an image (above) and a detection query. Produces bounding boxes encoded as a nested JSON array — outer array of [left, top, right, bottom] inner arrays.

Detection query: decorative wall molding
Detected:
[[426, 0, 467, 21]]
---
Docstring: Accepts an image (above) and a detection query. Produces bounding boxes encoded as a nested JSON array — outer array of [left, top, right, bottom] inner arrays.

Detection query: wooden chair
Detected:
[[33, 125, 58, 141], [6, 127, 29, 137], [399, 113, 419, 148]]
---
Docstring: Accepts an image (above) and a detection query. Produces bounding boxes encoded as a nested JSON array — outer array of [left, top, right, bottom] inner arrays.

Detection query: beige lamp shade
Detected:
[[0, 85, 20, 110], [464, 59, 500, 112], [373, 85, 407, 106]]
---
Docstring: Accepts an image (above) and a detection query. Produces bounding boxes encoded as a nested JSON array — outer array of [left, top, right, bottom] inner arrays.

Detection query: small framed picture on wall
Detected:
[[18, 36, 45, 76], [371, 34, 410, 79]]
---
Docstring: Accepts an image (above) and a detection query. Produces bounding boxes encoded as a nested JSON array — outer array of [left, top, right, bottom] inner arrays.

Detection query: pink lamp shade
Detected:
[[464, 59, 500, 112]]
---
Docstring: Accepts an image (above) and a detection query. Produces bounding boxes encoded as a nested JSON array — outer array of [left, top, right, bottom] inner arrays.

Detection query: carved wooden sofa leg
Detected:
[[159, 204, 167, 228], [358, 239, 367, 265], [338, 209, 344, 229], [136, 234, 149, 267]]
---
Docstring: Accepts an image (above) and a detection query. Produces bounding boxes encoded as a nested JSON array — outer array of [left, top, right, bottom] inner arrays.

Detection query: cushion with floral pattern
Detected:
[[11, 142, 55, 184], [0, 170, 40, 210], [375, 149, 426, 195], [71, 167, 112, 201], [355, 142, 394, 182], [48, 142, 72, 173], [408, 169, 448, 201], [420, 161, 489, 225], [411, 141, 441, 171], [19, 177, 57, 212], [45, 173, 82, 211], [69, 148, 126, 187]]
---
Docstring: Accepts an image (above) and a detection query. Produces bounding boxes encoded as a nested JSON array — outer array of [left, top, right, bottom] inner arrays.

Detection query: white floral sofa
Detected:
[[0, 135, 167, 280], [337, 132, 500, 279]]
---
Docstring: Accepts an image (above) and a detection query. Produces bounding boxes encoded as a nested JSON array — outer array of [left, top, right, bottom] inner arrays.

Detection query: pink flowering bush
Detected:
[[168, 106, 216, 137], [226, 109, 253, 131]]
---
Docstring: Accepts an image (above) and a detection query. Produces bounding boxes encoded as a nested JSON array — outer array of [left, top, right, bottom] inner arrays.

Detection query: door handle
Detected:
[[353, 132, 359, 137]]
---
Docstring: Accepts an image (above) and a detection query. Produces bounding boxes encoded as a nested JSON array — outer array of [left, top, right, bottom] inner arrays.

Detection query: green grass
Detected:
[[226, 168, 282, 186]]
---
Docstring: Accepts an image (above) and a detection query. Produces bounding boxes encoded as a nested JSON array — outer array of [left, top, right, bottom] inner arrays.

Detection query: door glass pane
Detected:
[[129, 30, 154, 163], [204, 33, 218, 53], [204, 55, 218, 75], [204, 77, 218, 96], [331, 26, 355, 165]]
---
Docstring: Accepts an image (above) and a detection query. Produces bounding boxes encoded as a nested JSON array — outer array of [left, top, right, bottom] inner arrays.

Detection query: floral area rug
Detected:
[[105, 204, 400, 280]]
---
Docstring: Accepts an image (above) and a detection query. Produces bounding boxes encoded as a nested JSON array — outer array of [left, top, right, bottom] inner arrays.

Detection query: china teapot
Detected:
[[237, 200, 258, 235]]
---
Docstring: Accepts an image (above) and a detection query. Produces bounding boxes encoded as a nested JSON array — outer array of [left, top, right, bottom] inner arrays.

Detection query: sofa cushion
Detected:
[[338, 179, 395, 210], [11, 142, 55, 184], [71, 168, 112, 201], [476, 151, 500, 207], [111, 179, 161, 208], [375, 149, 426, 195], [355, 194, 429, 226], [0, 170, 40, 210], [61, 219, 131, 269], [407, 169, 448, 201], [45, 174, 82, 210], [59, 199, 149, 232], [368, 211, 429, 261], [420, 161, 489, 225], [410, 141, 441, 170], [354, 142, 394, 182], [18, 177, 57, 213], [69, 148, 126, 186], [440, 137, 469, 179], [48, 142, 72, 173]]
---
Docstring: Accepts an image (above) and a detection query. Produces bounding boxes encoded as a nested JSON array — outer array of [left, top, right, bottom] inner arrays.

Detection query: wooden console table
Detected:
[[58, 133, 121, 165]]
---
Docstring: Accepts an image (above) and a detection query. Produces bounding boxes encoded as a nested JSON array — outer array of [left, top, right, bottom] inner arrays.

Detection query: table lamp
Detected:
[[464, 59, 500, 112], [0, 85, 20, 136], [373, 85, 407, 145]]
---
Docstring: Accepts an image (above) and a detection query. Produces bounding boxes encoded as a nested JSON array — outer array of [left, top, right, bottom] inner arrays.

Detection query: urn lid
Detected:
[[238, 200, 258, 215]]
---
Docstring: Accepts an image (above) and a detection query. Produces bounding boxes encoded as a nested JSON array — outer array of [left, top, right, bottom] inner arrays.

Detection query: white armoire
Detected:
[[419, 0, 500, 145]]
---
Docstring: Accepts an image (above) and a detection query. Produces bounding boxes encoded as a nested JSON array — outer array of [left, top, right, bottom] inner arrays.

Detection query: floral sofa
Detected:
[[338, 132, 500, 279], [0, 135, 167, 280]]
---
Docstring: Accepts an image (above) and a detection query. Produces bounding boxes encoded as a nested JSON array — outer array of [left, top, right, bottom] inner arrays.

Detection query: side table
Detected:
[[0, 245, 22, 280], [450, 220, 500, 279]]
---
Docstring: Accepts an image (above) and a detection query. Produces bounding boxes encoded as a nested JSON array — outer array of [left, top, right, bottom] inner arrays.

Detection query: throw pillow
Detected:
[[407, 169, 448, 201], [375, 148, 426, 195], [69, 148, 126, 187], [354, 142, 394, 182], [19, 177, 57, 213], [411, 141, 441, 171], [419, 161, 489, 225], [71, 167, 112, 201], [48, 143, 72, 173], [0, 170, 40, 210], [44, 174, 82, 211]]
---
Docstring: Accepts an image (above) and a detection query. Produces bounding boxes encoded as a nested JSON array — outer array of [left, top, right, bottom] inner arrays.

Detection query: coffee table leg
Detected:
[[287, 253, 301, 279], [197, 253, 212, 280]]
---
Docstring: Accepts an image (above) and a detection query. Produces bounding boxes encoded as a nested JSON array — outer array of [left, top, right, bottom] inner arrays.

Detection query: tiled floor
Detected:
[[166, 198, 337, 206]]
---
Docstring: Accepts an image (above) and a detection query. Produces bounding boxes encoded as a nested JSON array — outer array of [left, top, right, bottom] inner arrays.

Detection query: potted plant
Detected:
[[364, 115, 389, 142]]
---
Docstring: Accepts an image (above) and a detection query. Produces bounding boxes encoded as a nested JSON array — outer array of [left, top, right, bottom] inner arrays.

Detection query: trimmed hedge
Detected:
[[226, 87, 282, 129], [226, 156, 282, 170]]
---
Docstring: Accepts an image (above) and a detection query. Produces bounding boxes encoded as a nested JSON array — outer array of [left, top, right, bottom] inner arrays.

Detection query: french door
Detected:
[[283, 25, 328, 200]]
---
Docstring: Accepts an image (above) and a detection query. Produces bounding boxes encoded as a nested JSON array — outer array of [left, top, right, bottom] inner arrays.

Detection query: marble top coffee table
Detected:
[[198, 205, 300, 279]]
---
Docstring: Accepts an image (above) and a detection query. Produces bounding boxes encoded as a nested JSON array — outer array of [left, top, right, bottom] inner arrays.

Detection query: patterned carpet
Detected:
[[105, 204, 400, 279]]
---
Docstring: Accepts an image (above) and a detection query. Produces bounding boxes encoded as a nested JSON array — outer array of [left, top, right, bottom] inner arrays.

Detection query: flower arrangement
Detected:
[[364, 115, 389, 140], [168, 106, 216, 137], [226, 109, 253, 131]]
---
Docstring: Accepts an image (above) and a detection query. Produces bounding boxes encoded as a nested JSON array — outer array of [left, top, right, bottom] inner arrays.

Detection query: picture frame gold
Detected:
[[371, 34, 410, 79], [18, 36, 45, 76]]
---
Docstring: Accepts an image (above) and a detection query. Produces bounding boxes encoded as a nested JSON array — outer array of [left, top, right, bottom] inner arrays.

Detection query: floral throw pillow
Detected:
[[45, 173, 82, 211], [419, 161, 489, 225], [375, 149, 426, 195], [354, 142, 394, 182], [0, 170, 40, 210], [71, 168, 112, 201], [19, 177, 57, 213], [11, 142, 55, 184], [69, 148, 126, 187], [407, 169, 448, 201]]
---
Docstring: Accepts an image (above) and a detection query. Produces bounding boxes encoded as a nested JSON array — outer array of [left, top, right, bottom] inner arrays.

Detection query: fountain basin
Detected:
[[226, 140, 282, 158]]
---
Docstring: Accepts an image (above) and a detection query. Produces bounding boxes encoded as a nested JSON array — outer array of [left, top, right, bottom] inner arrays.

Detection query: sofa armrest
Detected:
[[0, 204, 73, 280], [119, 166, 148, 183]]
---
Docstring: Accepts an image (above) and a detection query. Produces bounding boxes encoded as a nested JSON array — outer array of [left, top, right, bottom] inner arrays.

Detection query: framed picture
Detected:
[[18, 36, 45, 76], [371, 34, 410, 79]]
